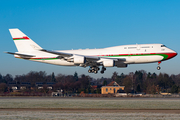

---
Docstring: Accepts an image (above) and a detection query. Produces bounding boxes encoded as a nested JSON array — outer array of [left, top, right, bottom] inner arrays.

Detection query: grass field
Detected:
[[0, 110, 180, 120], [0, 97, 179, 109], [0, 97, 180, 120]]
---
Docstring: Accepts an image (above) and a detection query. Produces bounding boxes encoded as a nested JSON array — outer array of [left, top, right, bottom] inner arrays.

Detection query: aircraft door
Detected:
[[137, 44, 141, 50]]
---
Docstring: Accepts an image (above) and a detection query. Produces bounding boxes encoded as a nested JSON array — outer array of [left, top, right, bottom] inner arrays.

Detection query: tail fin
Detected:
[[9, 28, 42, 52]]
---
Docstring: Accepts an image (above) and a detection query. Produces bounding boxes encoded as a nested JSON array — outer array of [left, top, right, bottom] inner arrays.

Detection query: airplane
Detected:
[[6, 28, 177, 74]]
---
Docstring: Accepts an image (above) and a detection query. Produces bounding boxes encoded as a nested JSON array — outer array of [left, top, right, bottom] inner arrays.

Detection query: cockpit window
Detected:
[[161, 45, 166, 47]]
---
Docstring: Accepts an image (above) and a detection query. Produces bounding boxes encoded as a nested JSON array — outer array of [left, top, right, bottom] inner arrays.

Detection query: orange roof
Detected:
[[107, 81, 120, 86]]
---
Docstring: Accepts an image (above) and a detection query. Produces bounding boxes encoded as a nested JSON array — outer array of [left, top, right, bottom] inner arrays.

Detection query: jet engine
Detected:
[[103, 60, 115, 67], [73, 56, 86, 64]]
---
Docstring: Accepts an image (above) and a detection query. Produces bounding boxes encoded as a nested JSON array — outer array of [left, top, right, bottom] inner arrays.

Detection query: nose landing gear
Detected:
[[157, 61, 161, 70], [157, 66, 161, 70]]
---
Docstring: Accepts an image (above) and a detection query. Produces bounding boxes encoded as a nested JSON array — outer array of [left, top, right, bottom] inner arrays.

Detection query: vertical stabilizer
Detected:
[[9, 29, 42, 52]]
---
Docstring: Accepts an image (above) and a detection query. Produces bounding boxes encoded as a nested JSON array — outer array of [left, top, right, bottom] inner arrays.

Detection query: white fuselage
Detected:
[[8, 28, 177, 74], [18, 44, 176, 67]]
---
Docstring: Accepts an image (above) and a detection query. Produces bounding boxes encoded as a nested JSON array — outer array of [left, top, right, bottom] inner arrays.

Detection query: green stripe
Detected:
[[30, 58, 58, 60], [100, 54, 168, 60], [13, 38, 26, 40], [17, 54, 169, 61]]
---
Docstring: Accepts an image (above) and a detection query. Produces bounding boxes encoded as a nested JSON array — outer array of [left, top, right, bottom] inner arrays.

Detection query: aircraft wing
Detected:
[[40, 49, 100, 62], [5, 52, 35, 57], [40, 49, 127, 69], [40, 49, 72, 57]]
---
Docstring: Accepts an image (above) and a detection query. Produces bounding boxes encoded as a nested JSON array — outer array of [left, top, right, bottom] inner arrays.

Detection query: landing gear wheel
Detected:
[[88, 67, 100, 74], [100, 66, 106, 74], [88, 69, 92, 73], [157, 66, 161, 70]]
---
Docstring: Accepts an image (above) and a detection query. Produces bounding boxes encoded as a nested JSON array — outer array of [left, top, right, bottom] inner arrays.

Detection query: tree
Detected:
[[122, 75, 132, 93], [78, 74, 90, 89], [42, 84, 49, 93], [147, 72, 152, 79], [115, 73, 126, 85], [73, 72, 78, 81], [103, 80, 107, 86], [134, 71, 144, 92], [24, 71, 47, 86], [56, 74, 66, 83], [0, 83, 7, 92], [111, 72, 118, 81], [146, 84, 157, 94], [152, 73, 157, 79], [96, 88, 101, 94], [157, 73, 165, 89], [136, 84, 141, 93], [3, 74, 13, 83], [51, 72, 56, 82], [0, 74, 3, 83], [171, 85, 179, 93]]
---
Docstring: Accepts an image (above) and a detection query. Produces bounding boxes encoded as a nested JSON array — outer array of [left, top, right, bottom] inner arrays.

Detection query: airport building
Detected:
[[101, 81, 125, 94]]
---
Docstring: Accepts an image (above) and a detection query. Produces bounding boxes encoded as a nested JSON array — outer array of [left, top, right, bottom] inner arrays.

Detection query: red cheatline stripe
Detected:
[[164, 53, 177, 60], [97, 52, 172, 56], [15, 56, 58, 60], [14, 52, 177, 61], [13, 36, 30, 40], [96, 52, 177, 61]]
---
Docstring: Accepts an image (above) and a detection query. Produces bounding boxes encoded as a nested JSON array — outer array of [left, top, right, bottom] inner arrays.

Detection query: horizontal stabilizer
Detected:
[[5, 52, 35, 57]]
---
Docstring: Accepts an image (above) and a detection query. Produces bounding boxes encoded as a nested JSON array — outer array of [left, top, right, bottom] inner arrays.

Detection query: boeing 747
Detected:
[[6, 28, 177, 74]]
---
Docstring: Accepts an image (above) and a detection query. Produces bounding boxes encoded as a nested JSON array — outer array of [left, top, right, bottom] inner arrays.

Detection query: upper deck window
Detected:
[[128, 47, 137, 49], [161, 45, 166, 47], [141, 46, 150, 48]]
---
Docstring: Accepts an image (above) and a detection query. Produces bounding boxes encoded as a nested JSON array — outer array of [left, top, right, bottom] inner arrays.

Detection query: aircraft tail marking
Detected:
[[13, 36, 30, 40], [9, 28, 42, 52]]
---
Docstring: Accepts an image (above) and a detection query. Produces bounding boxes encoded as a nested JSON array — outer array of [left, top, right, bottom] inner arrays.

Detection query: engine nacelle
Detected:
[[74, 56, 85, 64], [116, 63, 128, 68], [103, 60, 115, 67]]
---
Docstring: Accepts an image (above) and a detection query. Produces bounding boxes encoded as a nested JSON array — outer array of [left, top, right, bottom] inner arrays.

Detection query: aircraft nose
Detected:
[[166, 52, 177, 60], [174, 52, 178, 57], [172, 49, 178, 57]]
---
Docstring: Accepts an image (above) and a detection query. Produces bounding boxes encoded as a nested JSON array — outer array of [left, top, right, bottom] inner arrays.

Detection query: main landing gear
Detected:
[[88, 67, 100, 74], [100, 66, 106, 74], [157, 61, 161, 70], [88, 66, 106, 74]]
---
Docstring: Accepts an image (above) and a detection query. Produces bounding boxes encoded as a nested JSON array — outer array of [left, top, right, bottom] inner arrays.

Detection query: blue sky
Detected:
[[0, 0, 180, 78]]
